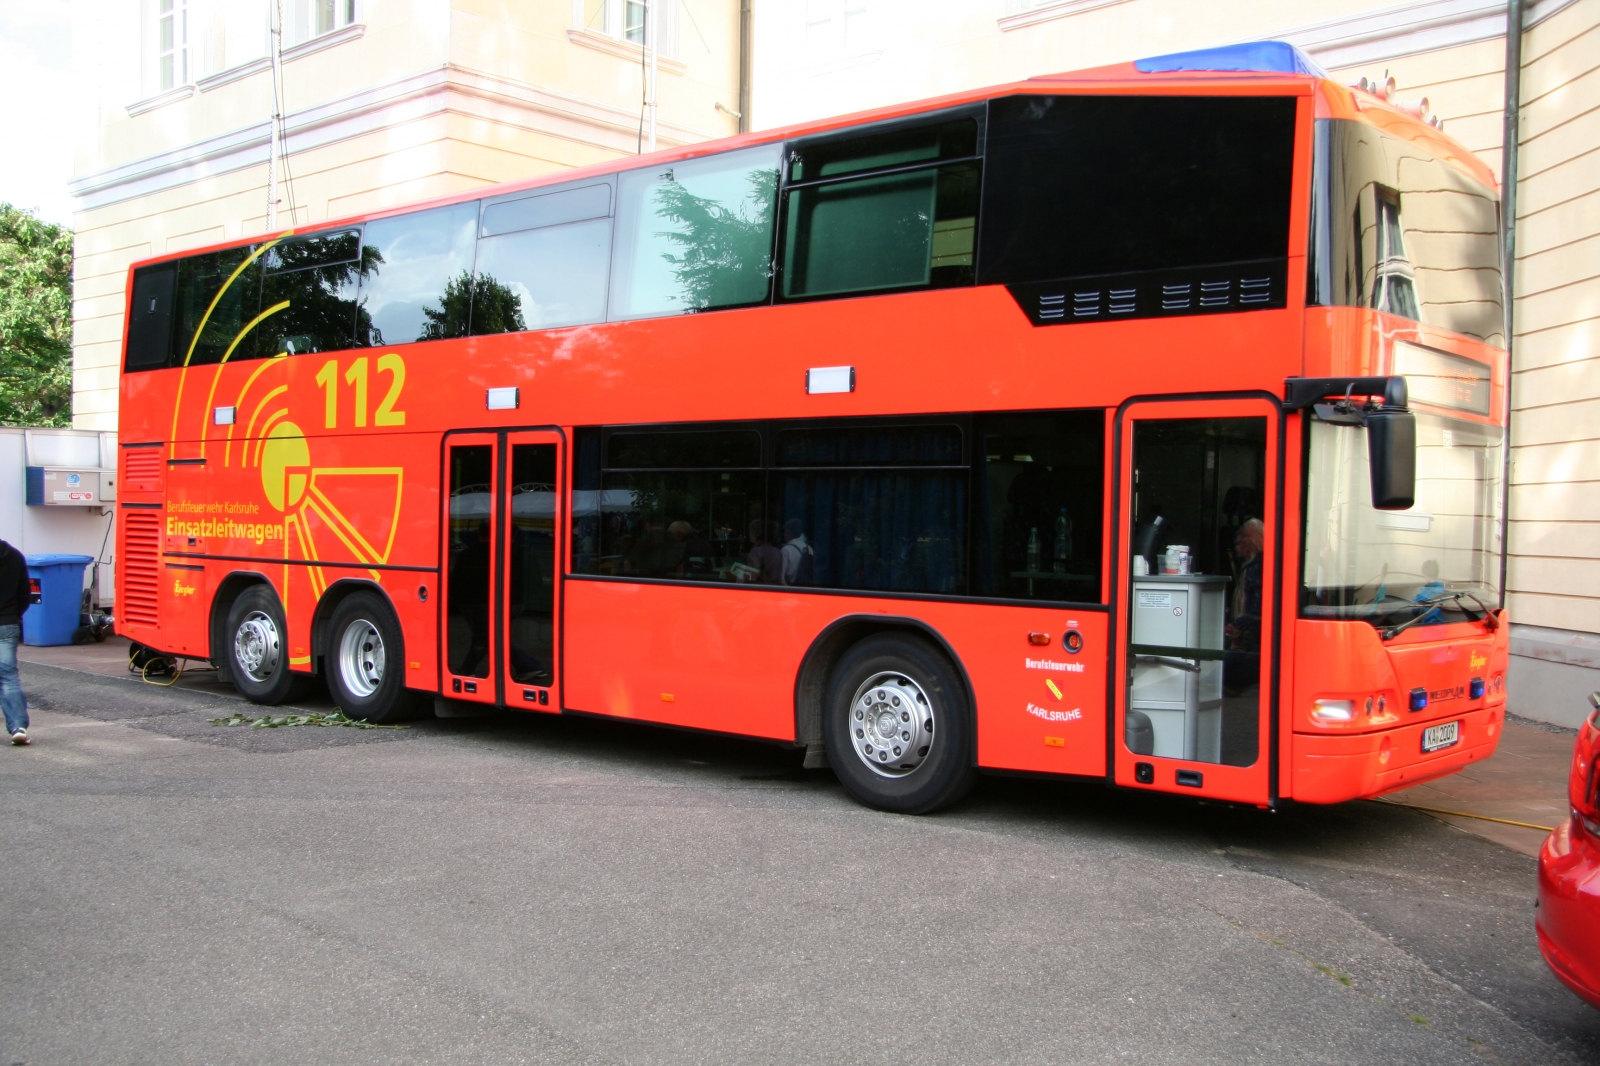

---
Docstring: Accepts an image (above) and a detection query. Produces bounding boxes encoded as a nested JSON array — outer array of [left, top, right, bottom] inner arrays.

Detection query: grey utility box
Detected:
[[1129, 573, 1228, 762]]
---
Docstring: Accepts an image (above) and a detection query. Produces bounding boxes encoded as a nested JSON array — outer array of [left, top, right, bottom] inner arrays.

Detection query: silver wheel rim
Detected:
[[849, 671, 935, 778], [338, 617, 385, 700], [233, 610, 281, 683]]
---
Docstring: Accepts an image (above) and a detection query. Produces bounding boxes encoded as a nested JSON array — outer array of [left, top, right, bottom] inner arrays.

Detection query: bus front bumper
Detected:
[[1290, 705, 1502, 805]]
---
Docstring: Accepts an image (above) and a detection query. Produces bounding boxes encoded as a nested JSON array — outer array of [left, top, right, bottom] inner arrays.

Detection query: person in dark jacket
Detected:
[[0, 539, 32, 744]]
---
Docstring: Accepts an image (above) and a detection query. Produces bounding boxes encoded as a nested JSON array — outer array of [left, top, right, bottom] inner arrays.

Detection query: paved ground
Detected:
[[1, 654, 1597, 1064]]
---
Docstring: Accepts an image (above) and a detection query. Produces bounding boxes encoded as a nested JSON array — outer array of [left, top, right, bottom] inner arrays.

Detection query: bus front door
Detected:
[[1112, 399, 1278, 805]]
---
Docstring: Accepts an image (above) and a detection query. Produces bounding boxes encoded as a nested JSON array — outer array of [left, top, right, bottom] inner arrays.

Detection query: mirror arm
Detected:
[[1283, 376, 1408, 413]]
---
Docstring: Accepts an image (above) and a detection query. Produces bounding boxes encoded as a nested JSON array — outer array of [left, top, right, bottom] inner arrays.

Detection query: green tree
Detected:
[[0, 204, 73, 425]]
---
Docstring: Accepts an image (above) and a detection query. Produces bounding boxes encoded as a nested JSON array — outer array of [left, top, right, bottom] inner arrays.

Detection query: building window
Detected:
[[295, 0, 358, 45], [574, 0, 679, 58], [158, 0, 189, 89]]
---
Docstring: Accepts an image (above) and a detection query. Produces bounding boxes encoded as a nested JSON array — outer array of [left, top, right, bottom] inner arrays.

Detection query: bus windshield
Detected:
[[1301, 412, 1502, 629]]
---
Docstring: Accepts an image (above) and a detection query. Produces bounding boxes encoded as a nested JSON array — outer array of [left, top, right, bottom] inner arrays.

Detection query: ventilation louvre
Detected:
[[122, 511, 161, 627], [123, 448, 164, 494]]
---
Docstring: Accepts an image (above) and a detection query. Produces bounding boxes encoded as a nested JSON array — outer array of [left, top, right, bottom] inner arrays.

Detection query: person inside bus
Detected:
[[624, 518, 676, 577], [746, 519, 784, 584], [1224, 518, 1264, 696], [668, 520, 715, 577], [781, 518, 815, 586]]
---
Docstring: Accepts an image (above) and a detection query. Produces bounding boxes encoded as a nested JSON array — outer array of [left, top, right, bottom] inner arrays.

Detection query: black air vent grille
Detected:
[[1008, 258, 1288, 327]]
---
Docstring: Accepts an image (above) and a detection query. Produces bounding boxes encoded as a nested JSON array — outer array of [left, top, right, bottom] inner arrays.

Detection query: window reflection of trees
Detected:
[[652, 168, 778, 311], [417, 270, 525, 340]]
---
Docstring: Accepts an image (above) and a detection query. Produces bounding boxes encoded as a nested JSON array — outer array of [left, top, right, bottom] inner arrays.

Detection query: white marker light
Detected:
[[1311, 699, 1356, 723], [486, 387, 519, 410], [213, 406, 236, 425], [806, 366, 855, 395]]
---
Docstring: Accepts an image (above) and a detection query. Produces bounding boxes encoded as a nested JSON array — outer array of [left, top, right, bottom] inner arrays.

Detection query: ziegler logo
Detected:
[[1470, 652, 1488, 671], [172, 577, 198, 597], [1429, 685, 1465, 702]]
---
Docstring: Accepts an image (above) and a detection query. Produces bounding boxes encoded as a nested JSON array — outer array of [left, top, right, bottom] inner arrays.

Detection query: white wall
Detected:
[[0, 430, 116, 609]]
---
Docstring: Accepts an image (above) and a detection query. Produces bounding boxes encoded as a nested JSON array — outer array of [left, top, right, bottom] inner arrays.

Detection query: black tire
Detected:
[[324, 591, 426, 724], [224, 584, 310, 705], [823, 633, 976, 814]]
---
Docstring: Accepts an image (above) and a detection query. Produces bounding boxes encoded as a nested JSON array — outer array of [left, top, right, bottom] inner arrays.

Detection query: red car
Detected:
[[1538, 692, 1600, 1008]]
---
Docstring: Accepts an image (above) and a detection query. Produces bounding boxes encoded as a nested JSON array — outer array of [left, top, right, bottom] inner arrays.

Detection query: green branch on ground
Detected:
[[208, 710, 408, 730], [0, 204, 73, 426]]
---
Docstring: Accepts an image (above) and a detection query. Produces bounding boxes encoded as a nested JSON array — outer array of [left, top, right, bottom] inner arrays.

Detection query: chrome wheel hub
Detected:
[[849, 672, 935, 778], [338, 618, 385, 699], [234, 610, 281, 683]]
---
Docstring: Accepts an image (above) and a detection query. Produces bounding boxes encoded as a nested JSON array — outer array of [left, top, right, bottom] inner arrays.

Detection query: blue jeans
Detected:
[[0, 624, 27, 735]]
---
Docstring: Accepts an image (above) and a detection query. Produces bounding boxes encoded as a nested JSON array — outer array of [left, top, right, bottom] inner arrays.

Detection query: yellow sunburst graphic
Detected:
[[252, 419, 405, 602]]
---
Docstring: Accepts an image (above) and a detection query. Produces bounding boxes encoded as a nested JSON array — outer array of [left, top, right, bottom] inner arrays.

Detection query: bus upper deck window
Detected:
[[781, 114, 981, 300], [608, 144, 781, 322]]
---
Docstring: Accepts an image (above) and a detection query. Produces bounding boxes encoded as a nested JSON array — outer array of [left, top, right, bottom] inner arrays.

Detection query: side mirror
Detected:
[[1366, 407, 1416, 510]]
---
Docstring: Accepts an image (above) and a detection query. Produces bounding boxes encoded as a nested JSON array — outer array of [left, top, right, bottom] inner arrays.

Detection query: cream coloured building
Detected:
[[751, 0, 1599, 726], [67, 0, 745, 424]]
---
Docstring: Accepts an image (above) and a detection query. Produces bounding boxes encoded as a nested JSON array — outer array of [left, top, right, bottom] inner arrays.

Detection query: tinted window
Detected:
[[607, 430, 761, 468], [447, 443, 494, 679], [974, 411, 1104, 602], [1309, 119, 1503, 345], [979, 95, 1296, 284], [575, 428, 768, 582], [356, 203, 478, 346], [610, 144, 781, 319], [574, 416, 1106, 604], [125, 264, 176, 371], [783, 115, 980, 299], [173, 246, 262, 366], [773, 425, 967, 593], [258, 229, 365, 356], [789, 117, 977, 181], [508, 442, 557, 687], [777, 425, 961, 465]]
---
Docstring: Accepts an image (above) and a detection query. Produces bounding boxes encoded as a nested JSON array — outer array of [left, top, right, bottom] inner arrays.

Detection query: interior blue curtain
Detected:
[[777, 470, 964, 593]]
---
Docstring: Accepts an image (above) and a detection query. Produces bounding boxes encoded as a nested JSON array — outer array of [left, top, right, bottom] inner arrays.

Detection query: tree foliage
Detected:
[[0, 204, 73, 426], [420, 270, 524, 339], [653, 169, 777, 311]]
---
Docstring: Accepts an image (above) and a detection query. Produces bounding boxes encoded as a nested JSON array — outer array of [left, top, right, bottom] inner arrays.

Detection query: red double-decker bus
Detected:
[[116, 41, 1510, 813]]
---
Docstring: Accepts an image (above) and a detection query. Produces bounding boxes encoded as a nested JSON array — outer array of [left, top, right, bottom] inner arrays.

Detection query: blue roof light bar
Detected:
[[1134, 41, 1328, 78]]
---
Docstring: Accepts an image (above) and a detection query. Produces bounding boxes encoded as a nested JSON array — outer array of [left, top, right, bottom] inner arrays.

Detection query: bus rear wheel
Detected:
[[324, 591, 424, 724], [823, 633, 976, 814], [225, 585, 310, 705]]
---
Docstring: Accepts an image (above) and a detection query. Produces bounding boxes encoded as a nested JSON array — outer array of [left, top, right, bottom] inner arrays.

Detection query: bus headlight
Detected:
[[1311, 699, 1356, 723]]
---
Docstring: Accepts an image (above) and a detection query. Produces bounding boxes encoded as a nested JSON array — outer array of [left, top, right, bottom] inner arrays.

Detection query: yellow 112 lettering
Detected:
[[314, 353, 407, 430]]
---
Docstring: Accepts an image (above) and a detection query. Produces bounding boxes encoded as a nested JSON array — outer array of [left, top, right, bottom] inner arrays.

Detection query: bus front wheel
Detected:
[[823, 633, 976, 814], [324, 591, 425, 724], [225, 585, 310, 705]]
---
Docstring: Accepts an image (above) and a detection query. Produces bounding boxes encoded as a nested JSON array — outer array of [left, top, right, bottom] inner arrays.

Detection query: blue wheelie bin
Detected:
[[23, 554, 94, 647]]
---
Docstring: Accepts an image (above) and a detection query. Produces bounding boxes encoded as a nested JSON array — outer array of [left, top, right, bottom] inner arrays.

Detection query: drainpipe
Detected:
[[738, 0, 752, 133], [266, 0, 285, 229], [646, 0, 658, 152], [1498, 0, 1524, 609]]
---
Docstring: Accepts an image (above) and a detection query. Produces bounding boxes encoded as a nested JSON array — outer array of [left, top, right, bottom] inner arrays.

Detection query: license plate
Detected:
[[1421, 721, 1460, 753]]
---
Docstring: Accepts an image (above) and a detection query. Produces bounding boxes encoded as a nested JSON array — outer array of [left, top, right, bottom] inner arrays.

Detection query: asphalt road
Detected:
[[2, 661, 1597, 1065]]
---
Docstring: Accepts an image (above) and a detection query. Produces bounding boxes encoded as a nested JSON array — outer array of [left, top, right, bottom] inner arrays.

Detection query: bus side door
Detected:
[[441, 433, 500, 704], [501, 431, 562, 711], [1112, 397, 1279, 805]]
